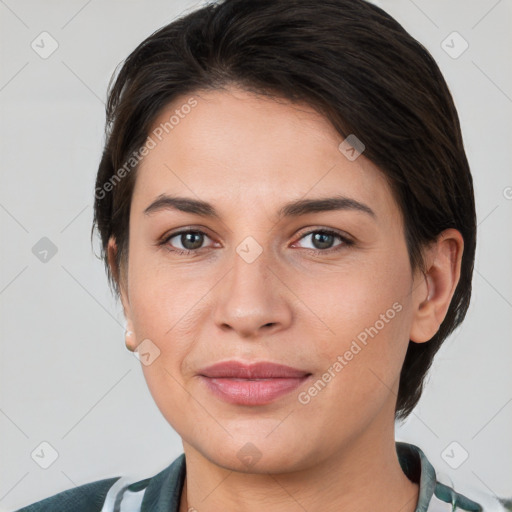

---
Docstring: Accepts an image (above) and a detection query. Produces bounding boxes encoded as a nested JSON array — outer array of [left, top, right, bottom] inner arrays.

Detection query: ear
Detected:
[[107, 236, 136, 351], [409, 228, 464, 343]]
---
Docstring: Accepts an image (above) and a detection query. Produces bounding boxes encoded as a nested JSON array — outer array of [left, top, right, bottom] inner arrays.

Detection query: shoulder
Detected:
[[13, 477, 121, 512], [396, 441, 508, 512], [430, 481, 511, 512], [14, 453, 187, 512]]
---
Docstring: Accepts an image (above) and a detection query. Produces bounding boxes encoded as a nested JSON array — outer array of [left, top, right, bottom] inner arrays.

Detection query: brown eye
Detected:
[[175, 231, 205, 250], [161, 229, 213, 255]]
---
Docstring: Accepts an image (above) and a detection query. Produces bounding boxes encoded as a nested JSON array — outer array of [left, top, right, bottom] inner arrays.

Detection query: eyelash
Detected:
[[158, 227, 354, 257]]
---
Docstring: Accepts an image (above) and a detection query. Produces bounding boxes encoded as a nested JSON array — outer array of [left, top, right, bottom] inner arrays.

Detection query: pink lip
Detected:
[[198, 361, 312, 405]]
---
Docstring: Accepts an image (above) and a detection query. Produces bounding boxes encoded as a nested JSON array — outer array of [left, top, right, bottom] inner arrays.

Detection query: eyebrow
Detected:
[[143, 194, 376, 220]]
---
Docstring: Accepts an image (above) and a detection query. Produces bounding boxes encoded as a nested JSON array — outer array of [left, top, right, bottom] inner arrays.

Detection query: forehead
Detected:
[[132, 87, 399, 224]]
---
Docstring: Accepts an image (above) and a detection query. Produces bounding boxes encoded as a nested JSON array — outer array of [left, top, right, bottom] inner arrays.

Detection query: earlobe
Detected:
[[409, 229, 464, 343], [124, 327, 137, 352]]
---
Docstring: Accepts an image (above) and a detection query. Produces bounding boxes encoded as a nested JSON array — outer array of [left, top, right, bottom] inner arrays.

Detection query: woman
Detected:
[[15, 0, 502, 510]]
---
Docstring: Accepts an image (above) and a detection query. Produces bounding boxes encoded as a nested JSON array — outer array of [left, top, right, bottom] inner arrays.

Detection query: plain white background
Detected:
[[1, 0, 511, 510]]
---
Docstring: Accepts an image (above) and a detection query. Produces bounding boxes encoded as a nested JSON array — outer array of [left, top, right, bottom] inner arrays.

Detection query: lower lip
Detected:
[[199, 375, 311, 405]]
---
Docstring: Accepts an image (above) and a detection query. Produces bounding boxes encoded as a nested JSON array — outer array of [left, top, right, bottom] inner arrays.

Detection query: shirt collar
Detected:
[[396, 441, 438, 512], [138, 442, 441, 512]]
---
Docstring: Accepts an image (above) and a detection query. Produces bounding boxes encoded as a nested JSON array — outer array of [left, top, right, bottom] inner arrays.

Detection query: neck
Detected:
[[178, 414, 419, 512]]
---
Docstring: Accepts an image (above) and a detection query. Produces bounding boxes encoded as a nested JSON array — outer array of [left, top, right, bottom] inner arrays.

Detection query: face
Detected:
[[114, 87, 432, 473]]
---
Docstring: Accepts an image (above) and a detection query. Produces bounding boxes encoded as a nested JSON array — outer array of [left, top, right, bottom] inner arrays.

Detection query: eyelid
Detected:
[[159, 225, 354, 254], [158, 226, 217, 249], [291, 227, 354, 251], [294, 226, 353, 242]]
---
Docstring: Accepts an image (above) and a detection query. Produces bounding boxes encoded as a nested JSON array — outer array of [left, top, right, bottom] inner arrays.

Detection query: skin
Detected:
[[108, 86, 463, 512]]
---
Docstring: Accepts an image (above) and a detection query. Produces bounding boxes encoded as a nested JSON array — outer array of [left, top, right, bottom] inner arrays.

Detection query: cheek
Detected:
[[127, 258, 215, 387], [296, 249, 410, 332], [127, 242, 199, 335], [296, 250, 413, 382], [130, 272, 200, 425]]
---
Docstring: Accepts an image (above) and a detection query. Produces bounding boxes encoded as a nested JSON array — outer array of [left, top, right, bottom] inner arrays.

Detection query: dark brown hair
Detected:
[[91, 0, 476, 421]]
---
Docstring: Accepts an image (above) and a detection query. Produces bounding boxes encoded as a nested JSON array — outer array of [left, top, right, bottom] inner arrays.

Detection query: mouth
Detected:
[[198, 360, 312, 405]]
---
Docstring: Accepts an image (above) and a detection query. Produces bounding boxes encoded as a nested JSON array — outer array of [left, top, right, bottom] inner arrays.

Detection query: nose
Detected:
[[212, 245, 293, 339]]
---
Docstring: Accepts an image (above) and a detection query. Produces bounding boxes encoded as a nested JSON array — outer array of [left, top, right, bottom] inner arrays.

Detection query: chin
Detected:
[[191, 433, 318, 475]]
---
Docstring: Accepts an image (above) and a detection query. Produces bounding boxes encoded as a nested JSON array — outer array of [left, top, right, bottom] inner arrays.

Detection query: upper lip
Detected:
[[198, 361, 311, 379]]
